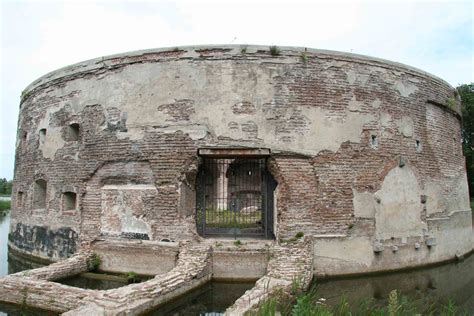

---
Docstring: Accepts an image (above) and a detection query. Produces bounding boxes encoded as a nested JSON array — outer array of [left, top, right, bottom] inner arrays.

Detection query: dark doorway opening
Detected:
[[196, 156, 276, 238]]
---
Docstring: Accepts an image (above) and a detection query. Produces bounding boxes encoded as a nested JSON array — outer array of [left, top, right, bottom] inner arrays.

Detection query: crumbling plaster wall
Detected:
[[11, 46, 471, 273]]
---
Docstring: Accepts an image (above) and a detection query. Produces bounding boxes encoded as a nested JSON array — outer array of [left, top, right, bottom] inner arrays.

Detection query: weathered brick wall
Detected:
[[11, 45, 470, 267]]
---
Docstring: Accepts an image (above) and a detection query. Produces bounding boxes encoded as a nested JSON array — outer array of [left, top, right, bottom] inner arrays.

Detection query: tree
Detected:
[[457, 83, 474, 198], [0, 178, 12, 195]]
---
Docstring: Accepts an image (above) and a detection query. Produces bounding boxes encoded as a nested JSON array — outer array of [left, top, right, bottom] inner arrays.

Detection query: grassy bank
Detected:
[[0, 200, 11, 214], [252, 288, 468, 316]]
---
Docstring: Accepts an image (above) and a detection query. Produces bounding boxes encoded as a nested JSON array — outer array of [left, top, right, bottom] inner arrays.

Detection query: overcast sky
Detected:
[[0, 0, 473, 179]]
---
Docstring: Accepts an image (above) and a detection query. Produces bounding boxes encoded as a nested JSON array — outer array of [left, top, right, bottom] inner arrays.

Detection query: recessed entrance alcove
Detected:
[[196, 148, 276, 238]]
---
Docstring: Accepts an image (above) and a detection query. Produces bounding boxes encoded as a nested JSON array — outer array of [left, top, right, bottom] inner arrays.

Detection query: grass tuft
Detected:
[[269, 45, 281, 56], [253, 285, 468, 316]]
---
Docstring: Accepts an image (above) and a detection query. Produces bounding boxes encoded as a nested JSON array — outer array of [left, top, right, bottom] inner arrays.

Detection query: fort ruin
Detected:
[[1, 45, 472, 314]]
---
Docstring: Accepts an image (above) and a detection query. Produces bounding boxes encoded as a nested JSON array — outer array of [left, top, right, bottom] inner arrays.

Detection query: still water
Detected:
[[316, 255, 474, 313], [0, 208, 473, 314], [0, 207, 11, 277], [145, 281, 255, 315]]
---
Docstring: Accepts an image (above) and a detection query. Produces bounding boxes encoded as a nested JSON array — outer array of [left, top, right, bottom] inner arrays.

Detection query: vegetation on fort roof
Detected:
[[458, 83, 474, 199], [269, 45, 281, 56], [301, 51, 308, 63]]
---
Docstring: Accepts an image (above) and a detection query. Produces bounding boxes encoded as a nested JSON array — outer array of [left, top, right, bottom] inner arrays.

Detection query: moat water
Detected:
[[0, 208, 473, 315]]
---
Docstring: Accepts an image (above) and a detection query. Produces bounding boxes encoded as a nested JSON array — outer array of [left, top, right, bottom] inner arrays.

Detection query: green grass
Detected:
[[470, 199, 473, 212], [250, 288, 469, 316], [0, 200, 11, 214], [197, 208, 262, 229]]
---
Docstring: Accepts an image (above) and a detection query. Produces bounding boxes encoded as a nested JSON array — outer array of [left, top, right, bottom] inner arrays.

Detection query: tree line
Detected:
[[0, 178, 13, 196], [458, 83, 474, 198]]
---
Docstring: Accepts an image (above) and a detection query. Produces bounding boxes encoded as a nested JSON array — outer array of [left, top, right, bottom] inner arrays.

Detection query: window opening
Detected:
[[33, 179, 47, 209], [63, 192, 77, 212], [68, 123, 80, 141], [370, 134, 378, 148], [415, 139, 422, 152], [39, 129, 47, 145], [17, 191, 24, 208]]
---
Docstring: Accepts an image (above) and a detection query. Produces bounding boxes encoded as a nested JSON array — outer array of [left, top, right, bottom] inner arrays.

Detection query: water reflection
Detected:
[[0, 302, 59, 316], [0, 211, 10, 277], [58, 274, 128, 290], [145, 281, 255, 316], [7, 250, 46, 275], [316, 253, 474, 313]]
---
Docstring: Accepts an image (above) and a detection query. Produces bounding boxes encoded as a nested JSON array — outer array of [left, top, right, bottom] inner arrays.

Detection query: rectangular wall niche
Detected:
[[62, 192, 77, 212], [39, 129, 46, 145], [68, 123, 80, 141], [196, 148, 275, 238], [33, 180, 47, 209], [17, 191, 24, 208]]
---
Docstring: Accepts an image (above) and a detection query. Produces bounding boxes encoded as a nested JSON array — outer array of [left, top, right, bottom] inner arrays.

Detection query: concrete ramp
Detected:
[[225, 237, 313, 315]]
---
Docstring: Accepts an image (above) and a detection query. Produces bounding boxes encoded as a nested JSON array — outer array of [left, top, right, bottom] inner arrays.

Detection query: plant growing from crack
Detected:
[[295, 231, 304, 239], [283, 231, 305, 243], [20, 287, 29, 316], [301, 52, 308, 63], [446, 97, 456, 109], [87, 253, 101, 272], [290, 276, 303, 295], [124, 271, 140, 284]]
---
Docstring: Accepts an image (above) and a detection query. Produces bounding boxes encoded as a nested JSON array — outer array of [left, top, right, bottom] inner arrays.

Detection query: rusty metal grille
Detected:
[[196, 157, 275, 238]]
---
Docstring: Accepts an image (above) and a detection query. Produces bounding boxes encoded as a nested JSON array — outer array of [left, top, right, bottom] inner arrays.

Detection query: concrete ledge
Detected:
[[313, 211, 473, 278]]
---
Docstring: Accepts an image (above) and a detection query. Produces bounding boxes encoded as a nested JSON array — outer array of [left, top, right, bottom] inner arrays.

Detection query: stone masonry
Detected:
[[0, 239, 315, 315], [225, 237, 314, 315], [0, 242, 212, 315], [9, 44, 472, 279]]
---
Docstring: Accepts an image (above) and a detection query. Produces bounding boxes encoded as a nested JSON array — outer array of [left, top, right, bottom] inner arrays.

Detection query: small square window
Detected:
[[68, 124, 80, 141], [63, 192, 77, 212]]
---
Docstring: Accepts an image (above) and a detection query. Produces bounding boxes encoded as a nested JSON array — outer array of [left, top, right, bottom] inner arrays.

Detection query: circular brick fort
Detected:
[[10, 45, 473, 276]]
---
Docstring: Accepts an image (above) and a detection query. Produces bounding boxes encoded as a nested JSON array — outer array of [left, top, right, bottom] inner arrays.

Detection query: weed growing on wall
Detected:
[[269, 46, 280, 56], [87, 253, 101, 272]]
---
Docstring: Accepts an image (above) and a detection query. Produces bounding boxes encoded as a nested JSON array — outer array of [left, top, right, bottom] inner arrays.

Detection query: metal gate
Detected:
[[196, 157, 276, 238]]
